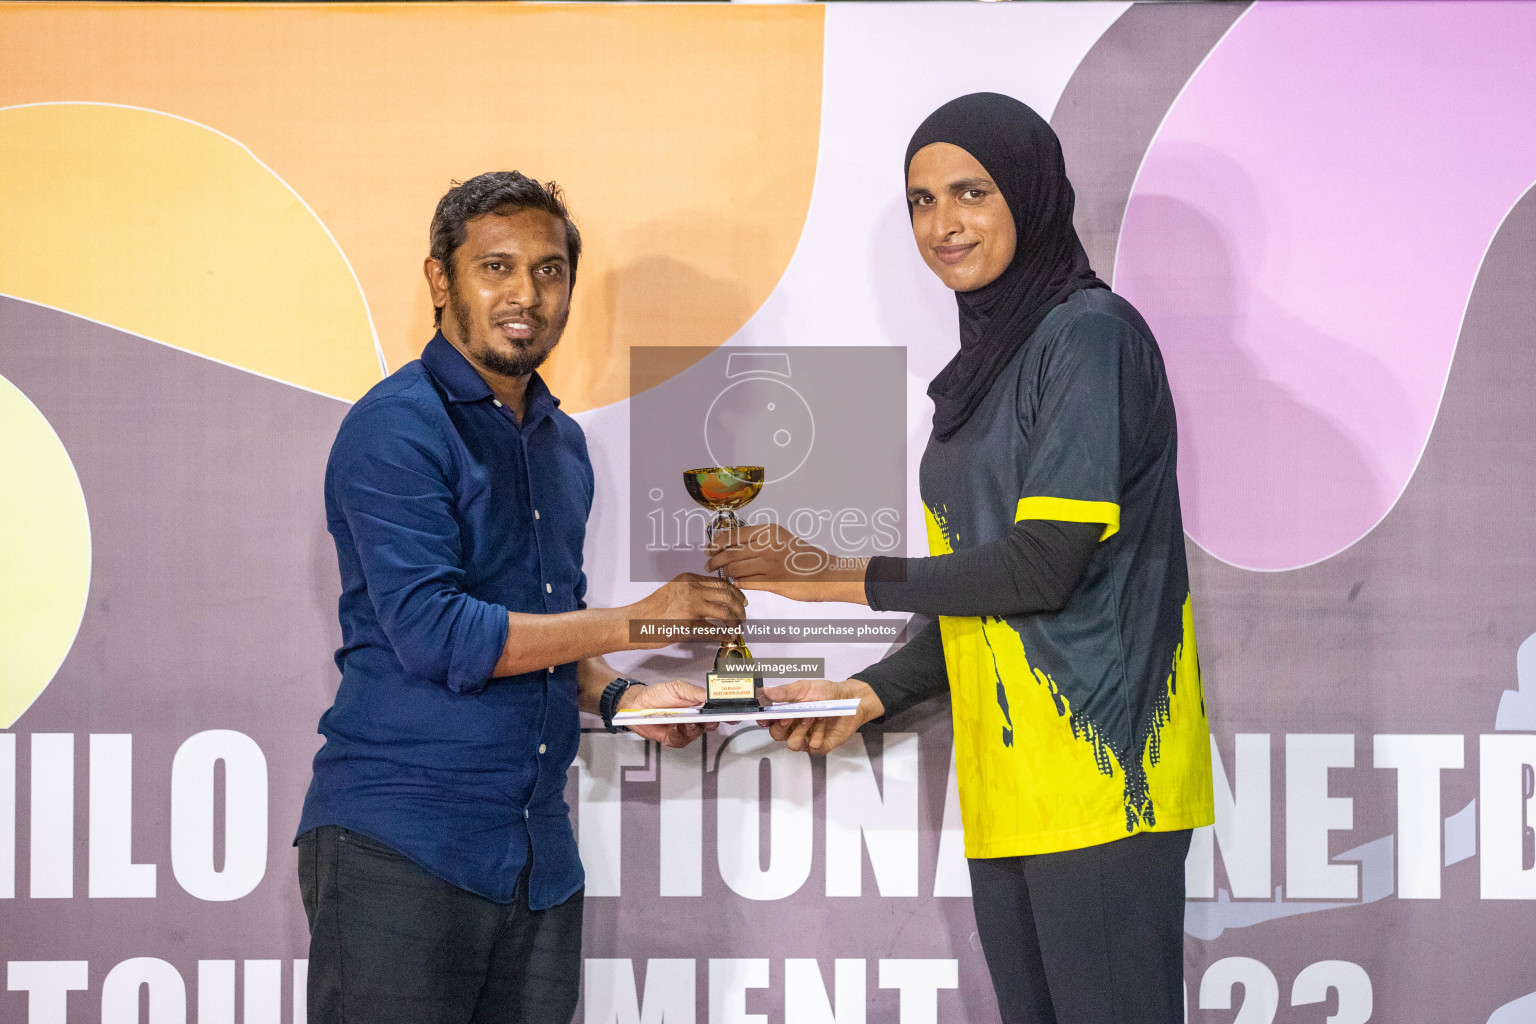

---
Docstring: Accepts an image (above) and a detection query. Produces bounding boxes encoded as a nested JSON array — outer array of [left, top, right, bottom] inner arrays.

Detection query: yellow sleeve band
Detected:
[[1015, 497, 1120, 542]]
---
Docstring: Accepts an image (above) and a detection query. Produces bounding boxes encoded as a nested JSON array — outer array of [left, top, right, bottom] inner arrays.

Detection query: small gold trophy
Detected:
[[682, 466, 766, 712]]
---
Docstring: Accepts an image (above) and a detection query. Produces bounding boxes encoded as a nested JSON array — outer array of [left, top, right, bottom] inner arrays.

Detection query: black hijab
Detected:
[[905, 92, 1106, 441]]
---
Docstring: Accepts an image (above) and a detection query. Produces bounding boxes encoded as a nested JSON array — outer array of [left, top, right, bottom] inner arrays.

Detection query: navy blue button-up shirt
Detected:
[[297, 333, 593, 908]]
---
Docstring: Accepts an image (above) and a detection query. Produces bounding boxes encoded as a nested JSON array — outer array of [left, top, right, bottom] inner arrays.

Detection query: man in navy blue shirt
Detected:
[[296, 172, 741, 1024]]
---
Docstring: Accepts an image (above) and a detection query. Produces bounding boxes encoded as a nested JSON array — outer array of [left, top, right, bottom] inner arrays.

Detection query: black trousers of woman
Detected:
[[967, 829, 1191, 1024]]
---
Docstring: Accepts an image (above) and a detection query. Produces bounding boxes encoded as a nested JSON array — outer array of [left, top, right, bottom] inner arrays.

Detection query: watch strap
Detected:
[[600, 676, 641, 733]]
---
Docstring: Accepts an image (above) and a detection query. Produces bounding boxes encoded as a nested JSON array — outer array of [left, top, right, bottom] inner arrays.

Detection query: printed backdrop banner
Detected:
[[2, 3, 1535, 1022]]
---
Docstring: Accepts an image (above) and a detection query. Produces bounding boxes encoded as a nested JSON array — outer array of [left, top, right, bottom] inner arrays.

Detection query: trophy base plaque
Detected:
[[702, 671, 766, 713], [702, 642, 765, 713]]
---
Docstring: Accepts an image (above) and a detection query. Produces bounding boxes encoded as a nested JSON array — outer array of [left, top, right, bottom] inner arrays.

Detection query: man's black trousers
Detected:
[[299, 825, 583, 1024], [968, 829, 1192, 1024]]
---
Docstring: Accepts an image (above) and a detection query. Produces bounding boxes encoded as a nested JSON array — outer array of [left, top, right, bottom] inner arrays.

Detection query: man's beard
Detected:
[[450, 292, 562, 378]]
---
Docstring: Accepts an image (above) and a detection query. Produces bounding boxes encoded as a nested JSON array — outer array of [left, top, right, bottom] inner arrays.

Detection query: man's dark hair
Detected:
[[428, 171, 582, 326]]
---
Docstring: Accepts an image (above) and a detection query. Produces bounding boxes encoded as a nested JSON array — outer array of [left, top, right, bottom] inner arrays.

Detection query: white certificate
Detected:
[[610, 697, 861, 726]]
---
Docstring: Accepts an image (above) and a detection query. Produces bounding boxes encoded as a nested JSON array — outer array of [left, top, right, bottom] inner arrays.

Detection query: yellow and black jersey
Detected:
[[919, 288, 1213, 858]]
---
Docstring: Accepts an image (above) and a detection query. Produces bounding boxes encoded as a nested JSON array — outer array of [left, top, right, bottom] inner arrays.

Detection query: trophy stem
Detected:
[[706, 509, 755, 684], [706, 509, 742, 573], [707, 509, 749, 656]]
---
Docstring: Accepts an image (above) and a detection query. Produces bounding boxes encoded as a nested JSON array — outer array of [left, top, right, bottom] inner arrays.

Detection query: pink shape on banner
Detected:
[[1115, 1, 1536, 571]]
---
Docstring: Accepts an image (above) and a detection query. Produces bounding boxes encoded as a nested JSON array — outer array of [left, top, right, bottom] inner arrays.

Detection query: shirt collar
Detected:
[[420, 332, 561, 423], [522, 370, 560, 426]]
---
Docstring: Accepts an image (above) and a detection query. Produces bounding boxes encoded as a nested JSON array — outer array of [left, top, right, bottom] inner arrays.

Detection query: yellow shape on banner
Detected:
[[0, 374, 91, 729], [0, 103, 381, 401]]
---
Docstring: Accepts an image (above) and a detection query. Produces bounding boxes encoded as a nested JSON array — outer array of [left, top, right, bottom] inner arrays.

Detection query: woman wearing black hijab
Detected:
[[710, 93, 1213, 1024]]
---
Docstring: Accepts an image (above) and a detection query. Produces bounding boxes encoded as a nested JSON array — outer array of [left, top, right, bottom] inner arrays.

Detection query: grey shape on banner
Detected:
[[1185, 835, 1394, 941], [1495, 632, 1536, 731], [1487, 990, 1536, 1024], [1445, 797, 1478, 867]]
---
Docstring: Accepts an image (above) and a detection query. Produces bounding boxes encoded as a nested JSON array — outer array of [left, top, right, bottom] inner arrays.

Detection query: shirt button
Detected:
[[547, 666, 555, 673], [533, 509, 541, 520], [524, 808, 530, 819], [545, 583, 552, 593], [539, 744, 547, 755], [492, 399, 503, 408]]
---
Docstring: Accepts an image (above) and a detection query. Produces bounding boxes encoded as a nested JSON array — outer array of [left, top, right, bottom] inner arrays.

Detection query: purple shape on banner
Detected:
[[1115, 1, 1536, 571]]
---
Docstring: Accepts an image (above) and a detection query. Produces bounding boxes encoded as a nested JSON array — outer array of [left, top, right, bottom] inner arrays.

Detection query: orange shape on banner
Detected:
[[0, 3, 825, 412], [0, 103, 382, 401]]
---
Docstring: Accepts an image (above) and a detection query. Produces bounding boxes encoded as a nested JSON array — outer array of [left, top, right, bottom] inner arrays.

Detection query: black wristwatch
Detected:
[[600, 677, 643, 733]]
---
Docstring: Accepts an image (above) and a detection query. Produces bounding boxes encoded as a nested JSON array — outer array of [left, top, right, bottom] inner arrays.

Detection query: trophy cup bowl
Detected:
[[682, 466, 766, 711], [682, 465, 763, 511]]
